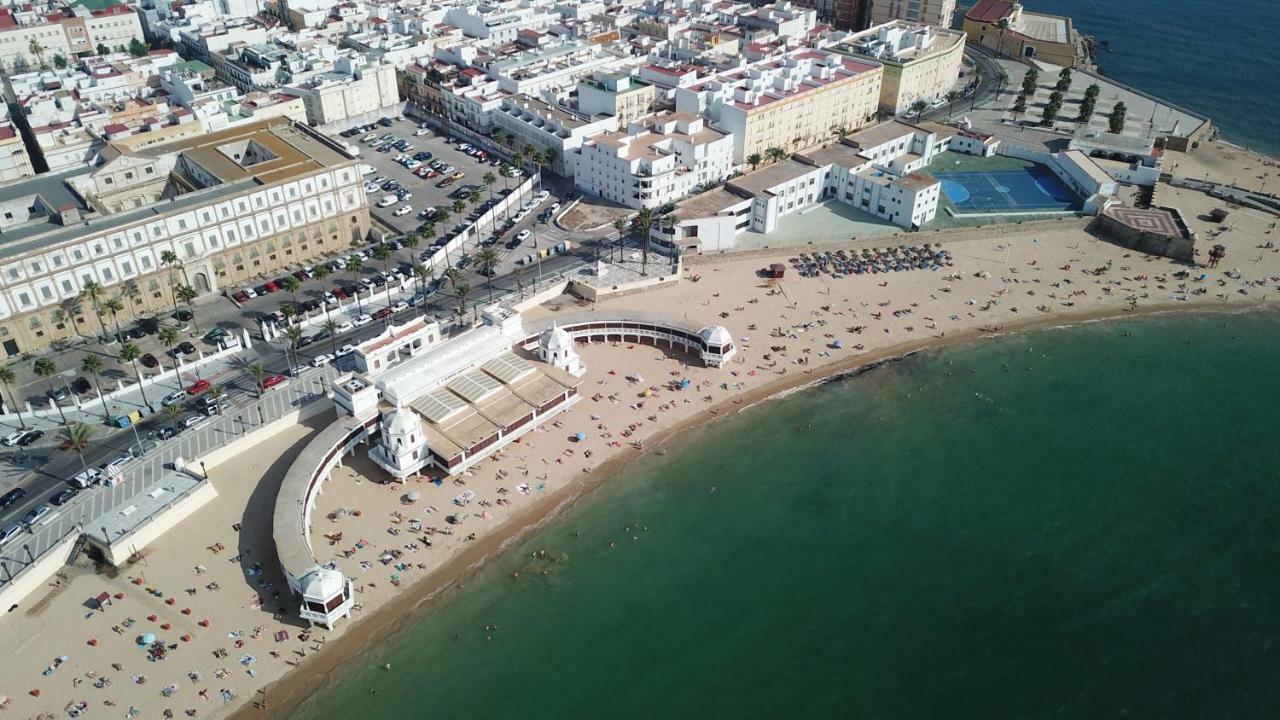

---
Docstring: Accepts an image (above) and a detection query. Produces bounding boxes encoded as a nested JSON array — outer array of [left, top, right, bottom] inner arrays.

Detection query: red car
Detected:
[[373, 307, 393, 320], [186, 379, 211, 395], [264, 281, 279, 293], [232, 291, 249, 303], [293, 269, 310, 281], [425, 170, 439, 178], [332, 288, 348, 301], [262, 374, 286, 389]]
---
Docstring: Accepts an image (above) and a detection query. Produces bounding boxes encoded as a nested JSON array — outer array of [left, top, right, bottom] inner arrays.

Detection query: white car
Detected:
[[516, 229, 531, 241], [353, 314, 373, 327], [242, 286, 258, 299], [508, 167, 524, 177], [534, 190, 549, 200], [377, 195, 398, 208], [311, 354, 334, 368], [334, 321, 354, 333], [457, 143, 472, 152], [337, 343, 356, 356], [393, 205, 413, 217], [182, 415, 203, 428], [547, 202, 561, 214], [162, 390, 186, 407], [1, 430, 27, 446], [391, 301, 409, 313]]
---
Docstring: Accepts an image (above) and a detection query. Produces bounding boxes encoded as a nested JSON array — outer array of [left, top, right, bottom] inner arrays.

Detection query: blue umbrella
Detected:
[[139, 633, 156, 645], [575, 432, 586, 442]]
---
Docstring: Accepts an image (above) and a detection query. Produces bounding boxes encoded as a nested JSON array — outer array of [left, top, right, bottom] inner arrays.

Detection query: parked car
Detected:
[[262, 374, 286, 389], [334, 321, 354, 334], [22, 505, 51, 527], [182, 414, 204, 428], [68, 468, 101, 489], [393, 205, 413, 217], [311, 354, 334, 368], [391, 301, 409, 313], [353, 314, 373, 327], [16, 429, 44, 447], [1, 430, 26, 446], [156, 426, 179, 440], [186, 379, 211, 395], [49, 487, 79, 506], [0, 487, 27, 509], [162, 390, 186, 406], [516, 229, 532, 242], [0, 525, 21, 545], [140, 353, 160, 369], [373, 307, 393, 321]]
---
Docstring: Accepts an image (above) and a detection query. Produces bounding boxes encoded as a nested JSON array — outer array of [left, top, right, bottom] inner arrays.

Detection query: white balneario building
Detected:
[[573, 112, 735, 210], [494, 95, 618, 177]]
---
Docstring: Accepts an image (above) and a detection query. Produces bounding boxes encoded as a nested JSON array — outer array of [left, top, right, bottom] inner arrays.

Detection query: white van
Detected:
[[360, 163, 376, 176], [377, 195, 398, 208]]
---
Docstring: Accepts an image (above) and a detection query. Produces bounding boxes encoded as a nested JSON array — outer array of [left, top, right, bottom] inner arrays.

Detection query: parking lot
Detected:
[[348, 117, 524, 236]]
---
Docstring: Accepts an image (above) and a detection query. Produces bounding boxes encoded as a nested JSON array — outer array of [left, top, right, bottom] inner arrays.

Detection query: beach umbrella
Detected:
[[406, 491, 421, 502], [139, 633, 156, 645], [575, 432, 586, 441]]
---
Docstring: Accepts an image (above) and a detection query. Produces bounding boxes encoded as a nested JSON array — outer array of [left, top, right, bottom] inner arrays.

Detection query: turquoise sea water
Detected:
[[286, 311, 1280, 719], [1022, 0, 1280, 156]]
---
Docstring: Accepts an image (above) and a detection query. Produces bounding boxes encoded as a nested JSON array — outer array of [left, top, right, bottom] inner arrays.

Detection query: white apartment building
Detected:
[[0, 124, 34, 183], [573, 111, 734, 210], [444, 2, 559, 46], [0, 4, 144, 68], [656, 119, 980, 253], [487, 41, 628, 97], [493, 95, 618, 177], [733, 1, 817, 41], [869, 0, 957, 29], [282, 58, 400, 127], [576, 73, 657, 126], [835, 21, 965, 116], [674, 49, 883, 164], [442, 72, 510, 132]]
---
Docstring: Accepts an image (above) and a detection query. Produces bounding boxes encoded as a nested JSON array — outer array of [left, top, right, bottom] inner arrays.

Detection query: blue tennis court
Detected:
[[935, 165, 1079, 213]]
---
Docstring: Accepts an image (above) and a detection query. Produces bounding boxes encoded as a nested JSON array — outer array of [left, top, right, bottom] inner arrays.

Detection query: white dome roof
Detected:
[[300, 567, 345, 600], [383, 407, 421, 437], [699, 325, 732, 347], [539, 325, 573, 352]]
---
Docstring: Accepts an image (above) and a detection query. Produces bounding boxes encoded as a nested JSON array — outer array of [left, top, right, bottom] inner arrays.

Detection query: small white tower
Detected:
[[370, 406, 429, 481], [538, 324, 585, 377], [698, 325, 736, 368]]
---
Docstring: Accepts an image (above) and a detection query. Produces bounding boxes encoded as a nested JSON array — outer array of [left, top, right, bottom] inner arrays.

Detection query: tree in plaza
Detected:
[[512, 263, 525, 299], [764, 147, 786, 164], [910, 99, 929, 122], [58, 297, 86, 340], [33, 358, 67, 426], [1084, 83, 1101, 101], [53, 54, 67, 70], [482, 171, 497, 205], [0, 367, 27, 429], [451, 279, 471, 320], [311, 264, 332, 318], [636, 206, 655, 276], [96, 43, 110, 57], [283, 325, 303, 374], [1108, 102, 1127, 133], [1076, 95, 1096, 123], [206, 384, 225, 414], [128, 38, 148, 57], [468, 188, 483, 229], [175, 285, 200, 333], [117, 342, 151, 409], [80, 354, 108, 417], [994, 68, 1009, 96], [746, 153, 763, 171], [944, 90, 960, 119], [451, 199, 465, 218], [1041, 99, 1060, 125], [492, 129, 508, 147], [58, 422, 96, 476], [322, 319, 340, 357], [1056, 67, 1072, 93], [371, 243, 395, 312], [475, 247, 499, 302], [402, 233, 421, 275], [347, 256, 365, 315], [160, 250, 184, 315], [280, 303, 297, 331], [80, 280, 110, 342], [1012, 92, 1028, 121], [163, 403, 183, 432], [1021, 66, 1039, 96]]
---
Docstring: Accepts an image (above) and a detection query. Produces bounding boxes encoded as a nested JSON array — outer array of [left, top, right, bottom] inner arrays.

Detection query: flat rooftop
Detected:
[[85, 469, 206, 546], [675, 186, 748, 218], [728, 159, 816, 196], [844, 119, 920, 149], [796, 141, 871, 170], [1017, 11, 1069, 44]]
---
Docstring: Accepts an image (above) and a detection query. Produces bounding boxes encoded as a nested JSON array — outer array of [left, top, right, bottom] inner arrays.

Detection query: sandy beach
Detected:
[[3, 145, 1279, 719]]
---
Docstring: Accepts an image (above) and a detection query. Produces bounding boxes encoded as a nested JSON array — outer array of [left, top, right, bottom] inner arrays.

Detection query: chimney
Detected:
[[58, 204, 81, 226]]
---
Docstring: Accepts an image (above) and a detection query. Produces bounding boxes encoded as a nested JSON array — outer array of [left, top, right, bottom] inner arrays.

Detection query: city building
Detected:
[[734, 2, 818, 42], [573, 111, 735, 209], [493, 95, 619, 177], [674, 49, 883, 164], [0, 3, 144, 69], [867, 0, 956, 29], [962, 0, 1086, 68], [655, 119, 986, 253], [576, 73, 657, 127], [281, 57, 401, 127], [0, 119, 369, 356], [833, 21, 965, 116]]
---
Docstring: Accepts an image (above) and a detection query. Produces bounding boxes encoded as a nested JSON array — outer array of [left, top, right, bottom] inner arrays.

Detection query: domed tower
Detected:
[[371, 406, 429, 481], [698, 325, 736, 368], [538, 324, 584, 377]]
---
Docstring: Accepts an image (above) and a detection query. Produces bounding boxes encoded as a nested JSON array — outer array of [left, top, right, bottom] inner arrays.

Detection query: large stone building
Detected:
[[962, 0, 1085, 68], [834, 21, 965, 116], [674, 49, 883, 164], [0, 4, 145, 68], [281, 59, 401, 128], [0, 119, 370, 356]]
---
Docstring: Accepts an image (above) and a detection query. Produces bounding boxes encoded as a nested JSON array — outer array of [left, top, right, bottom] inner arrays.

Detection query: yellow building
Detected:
[[675, 49, 883, 164], [868, 0, 956, 30], [963, 0, 1085, 68], [0, 120, 370, 356], [836, 21, 966, 116]]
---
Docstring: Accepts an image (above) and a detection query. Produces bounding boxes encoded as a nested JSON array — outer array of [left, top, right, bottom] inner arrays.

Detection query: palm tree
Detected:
[[175, 285, 200, 332], [512, 264, 525, 299], [636, 206, 655, 275], [945, 90, 960, 119], [468, 188, 484, 233], [475, 248, 499, 301], [403, 232, 421, 267], [122, 279, 142, 320], [117, 342, 151, 409], [103, 296, 125, 342], [452, 279, 471, 320], [80, 354, 108, 417], [33, 358, 67, 426], [282, 275, 301, 309], [746, 153, 763, 171], [160, 250, 184, 315], [81, 280, 110, 342], [59, 297, 86, 339], [248, 363, 266, 398], [482, 172, 496, 205], [765, 147, 786, 164], [492, 128, 508, 148], [322, 319, 340, 357], [413, 264, 433, 310], [163, 403, 183, 432], [280, 303, 297, 328], [0, 366, 27, 429], [312, 264, 333, 319], [206, 384, 225, 414], [58, 423, 95, 475], [371, 243, 395, 312], [283, 326, 303, 374], [28, 38, 45, 69], [347, 256, 365, 314], [910, 99, 929, 122], [157, 326, 179, 375]]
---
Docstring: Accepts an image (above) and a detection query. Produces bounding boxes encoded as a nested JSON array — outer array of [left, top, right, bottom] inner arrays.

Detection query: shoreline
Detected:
[[236, 297, 1275, 720]]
